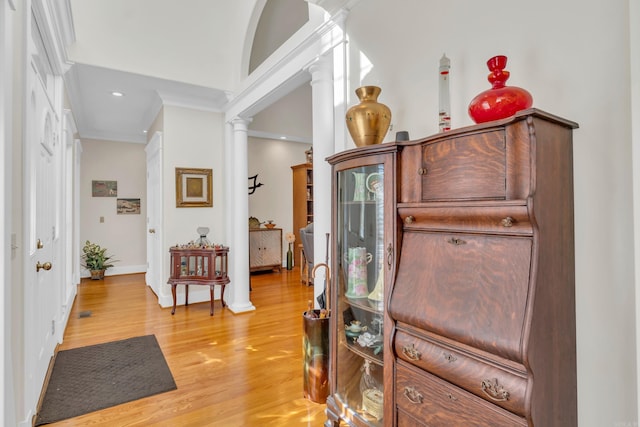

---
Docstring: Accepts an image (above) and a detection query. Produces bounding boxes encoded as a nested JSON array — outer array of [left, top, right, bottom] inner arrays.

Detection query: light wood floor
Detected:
[[43, 268, 327, 426]]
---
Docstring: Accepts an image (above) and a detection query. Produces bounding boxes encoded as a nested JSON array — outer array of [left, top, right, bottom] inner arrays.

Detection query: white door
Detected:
[[145, 132, 163, 296], [25, 70, 60, 411]]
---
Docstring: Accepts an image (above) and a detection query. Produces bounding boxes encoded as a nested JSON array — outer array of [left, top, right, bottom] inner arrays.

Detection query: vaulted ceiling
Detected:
[[64, 0, 310, 143]]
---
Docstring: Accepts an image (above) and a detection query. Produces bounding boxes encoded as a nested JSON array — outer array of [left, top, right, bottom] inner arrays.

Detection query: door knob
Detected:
[[36, 261, 52, 272], [149, 228, 156, 234]]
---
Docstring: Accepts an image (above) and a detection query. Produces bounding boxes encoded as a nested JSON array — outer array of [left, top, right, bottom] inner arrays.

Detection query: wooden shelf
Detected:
[[291, 163, 313, 267]]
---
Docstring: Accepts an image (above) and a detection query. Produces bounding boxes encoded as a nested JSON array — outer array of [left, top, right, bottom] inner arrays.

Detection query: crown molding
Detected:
[[157, 90, 225, 113], [62, 65, 86, 129], [79, 129, 147, 144], [248, 130, 312, 144], [141, 92, 163, 135], [31, 0, 75, 75], [51, 0, 75, 48]]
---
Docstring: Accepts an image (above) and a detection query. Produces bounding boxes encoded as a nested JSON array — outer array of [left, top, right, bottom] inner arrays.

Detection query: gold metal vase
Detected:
[[346, 86, 392, 147]]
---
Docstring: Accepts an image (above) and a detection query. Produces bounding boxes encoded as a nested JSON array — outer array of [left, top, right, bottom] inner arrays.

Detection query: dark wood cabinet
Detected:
[[326, 145, 399, 426], [327, 109, 578, 426], [167, 246, 230, 316]]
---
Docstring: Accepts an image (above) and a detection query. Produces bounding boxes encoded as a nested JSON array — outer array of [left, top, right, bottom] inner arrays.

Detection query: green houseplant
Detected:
[[82, 240, 116, 280]]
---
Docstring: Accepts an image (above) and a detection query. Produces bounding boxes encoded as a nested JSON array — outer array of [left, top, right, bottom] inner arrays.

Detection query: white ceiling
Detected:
[[65, 63, 231, 143], [63, 0, 312, 145]]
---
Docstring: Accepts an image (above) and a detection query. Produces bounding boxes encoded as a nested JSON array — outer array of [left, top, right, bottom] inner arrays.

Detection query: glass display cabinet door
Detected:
[[333, 162, 386, 425]]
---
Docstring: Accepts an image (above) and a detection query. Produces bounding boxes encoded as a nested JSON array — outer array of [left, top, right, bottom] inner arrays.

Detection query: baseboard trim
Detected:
[[80, 264, 146, 278]]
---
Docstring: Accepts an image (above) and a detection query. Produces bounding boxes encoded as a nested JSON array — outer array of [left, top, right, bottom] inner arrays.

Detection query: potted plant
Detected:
[[81, 240, 116, 280]]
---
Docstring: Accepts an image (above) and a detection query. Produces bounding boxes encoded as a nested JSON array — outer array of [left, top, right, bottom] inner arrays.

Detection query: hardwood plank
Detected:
[[44, 269, 326, 426]]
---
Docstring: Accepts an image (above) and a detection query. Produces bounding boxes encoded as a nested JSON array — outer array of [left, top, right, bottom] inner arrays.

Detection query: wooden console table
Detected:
[[167, 246, 230, 316]]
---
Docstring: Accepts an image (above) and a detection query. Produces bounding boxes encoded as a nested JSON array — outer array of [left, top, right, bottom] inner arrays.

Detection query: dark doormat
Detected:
[[35, 335, 177, 425]]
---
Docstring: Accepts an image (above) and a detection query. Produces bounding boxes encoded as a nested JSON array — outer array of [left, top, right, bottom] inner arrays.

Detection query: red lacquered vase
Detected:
[[468, 55, 533, 124]]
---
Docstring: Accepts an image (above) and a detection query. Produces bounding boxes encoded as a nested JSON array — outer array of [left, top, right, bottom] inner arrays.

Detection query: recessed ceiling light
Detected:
[[143, 130, 148, 134], [280, 136, 287, 139], [111, 91, 125, 97]]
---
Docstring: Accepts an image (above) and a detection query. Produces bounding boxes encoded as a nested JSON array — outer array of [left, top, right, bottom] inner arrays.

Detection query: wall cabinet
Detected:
[[326, 109, 578, 426], [249, 228, 282, 272], [291, 163, 313, 267]]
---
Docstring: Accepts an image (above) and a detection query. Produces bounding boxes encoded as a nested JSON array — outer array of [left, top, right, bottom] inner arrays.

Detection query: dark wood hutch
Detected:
[[325, 109, 578, 426]]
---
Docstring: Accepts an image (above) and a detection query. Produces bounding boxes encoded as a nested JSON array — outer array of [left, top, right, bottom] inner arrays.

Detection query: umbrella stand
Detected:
[[303, 236, 331, 403]]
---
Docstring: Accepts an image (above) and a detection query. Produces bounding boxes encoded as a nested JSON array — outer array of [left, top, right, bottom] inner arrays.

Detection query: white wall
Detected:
[[160, 105, 226, 302], [79, 139, 147, 275], [250, 82, 312, 140], [161, 105, 226, 246], [248, 137, 311, 264], [343, 0, 637, 425], [249, 0, 308, 73]]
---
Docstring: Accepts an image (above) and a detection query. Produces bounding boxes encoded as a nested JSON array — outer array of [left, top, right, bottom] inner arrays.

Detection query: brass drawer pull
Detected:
[[501, 217, 515, 227], [481, 378, 510, 402], [447, 237, 466, 245], [402, 343, 422, 361], [443, 352, 457, 363], [386, 243, 393, 270], [418, 168, 428, 175], [403, 386, 423, 404], [446, 392, 458, 402], [404, 215, 415, 224]]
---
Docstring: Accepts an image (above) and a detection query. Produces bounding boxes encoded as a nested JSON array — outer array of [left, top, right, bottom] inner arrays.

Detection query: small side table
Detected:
[[167, 246, 230, 316]]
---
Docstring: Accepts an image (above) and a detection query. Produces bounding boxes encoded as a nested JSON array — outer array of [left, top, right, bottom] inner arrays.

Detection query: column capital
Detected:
[[307, 55, 333, 85], [230, 117, 252, 131]]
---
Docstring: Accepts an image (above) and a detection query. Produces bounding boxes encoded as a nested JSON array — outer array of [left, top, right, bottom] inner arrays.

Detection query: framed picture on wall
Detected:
[[175, 167, 213, 207], [117, 198, 141, 214], [92, 180, 117, 197]]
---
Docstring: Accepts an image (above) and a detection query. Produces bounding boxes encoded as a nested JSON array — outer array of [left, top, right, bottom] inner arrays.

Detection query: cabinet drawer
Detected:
[[421, 131, 505, 201], [398, 205, 532, 235], [389, 231, 532, 361], [395, 330, 527, 416], [396, 361, 526, 427], [397, 411, 426, 427]]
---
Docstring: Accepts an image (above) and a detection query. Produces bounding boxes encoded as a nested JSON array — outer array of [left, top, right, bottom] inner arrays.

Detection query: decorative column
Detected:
[[227, 117, 255, 313], [308, 55, 334, 306]]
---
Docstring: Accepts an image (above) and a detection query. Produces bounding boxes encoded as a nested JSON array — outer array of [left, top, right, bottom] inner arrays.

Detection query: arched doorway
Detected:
[[223, 1, 350, 312]]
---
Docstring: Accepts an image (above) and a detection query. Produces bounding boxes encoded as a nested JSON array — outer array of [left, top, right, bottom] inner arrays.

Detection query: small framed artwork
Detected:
[[92, 180, 117, 197], [117, 198, 141, 214], [175, 167, 213, 207]]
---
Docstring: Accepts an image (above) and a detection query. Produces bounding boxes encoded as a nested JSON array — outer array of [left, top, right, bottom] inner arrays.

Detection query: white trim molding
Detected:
[[31, 0, 75, 75]]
